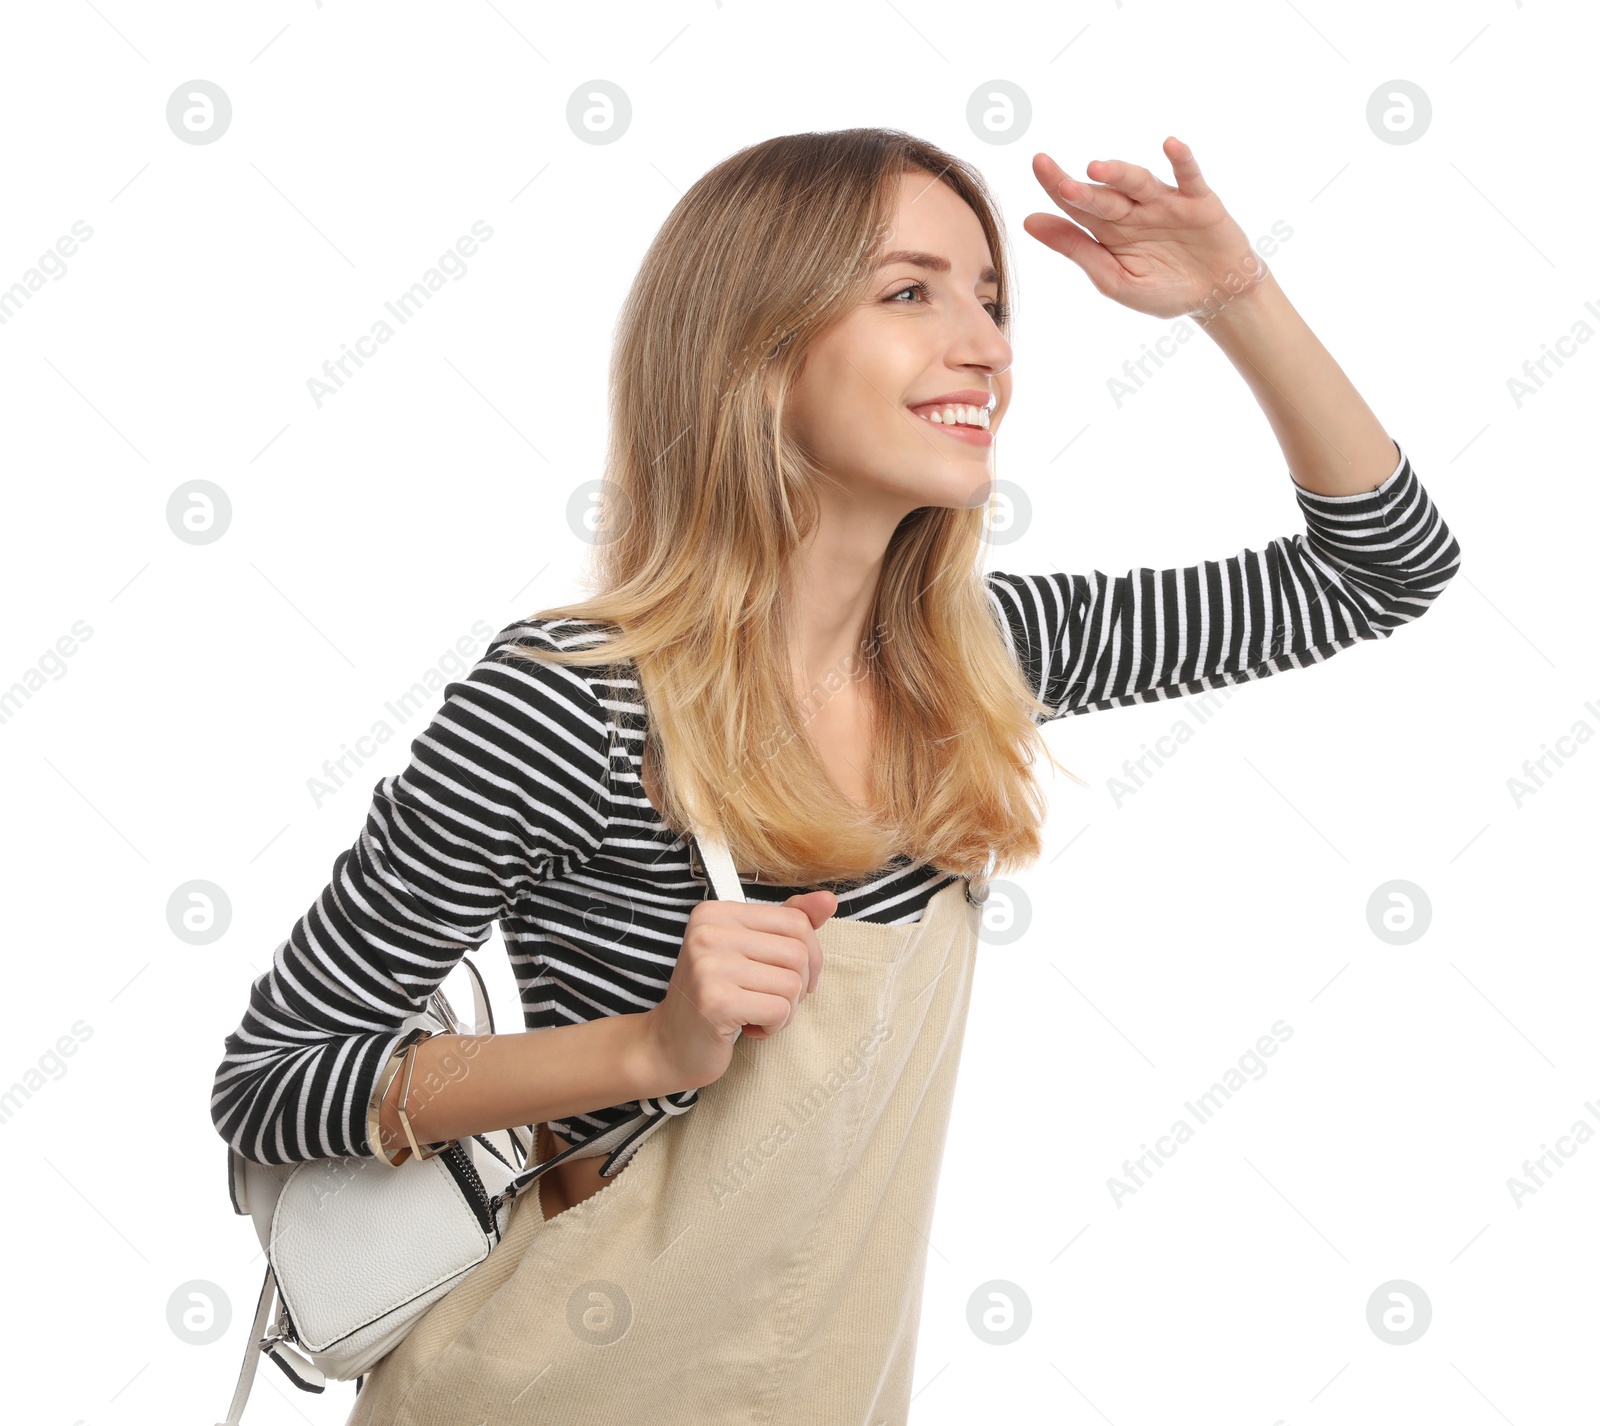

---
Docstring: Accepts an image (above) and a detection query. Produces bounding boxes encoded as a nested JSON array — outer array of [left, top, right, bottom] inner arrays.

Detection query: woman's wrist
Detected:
[[624, 1008, 679, 1103], [1190, 264, 1284, 341], [367, 1032, 424, 1165]]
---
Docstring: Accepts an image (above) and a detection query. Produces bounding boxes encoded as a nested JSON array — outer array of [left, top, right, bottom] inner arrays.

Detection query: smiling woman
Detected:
[[518, 130, 1071, 894], [212, 125, 1459, 1426], [779, 179, 1016, 530]]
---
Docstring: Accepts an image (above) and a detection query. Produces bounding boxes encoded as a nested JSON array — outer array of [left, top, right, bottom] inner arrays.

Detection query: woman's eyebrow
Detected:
[[876, 248, 999, 284]]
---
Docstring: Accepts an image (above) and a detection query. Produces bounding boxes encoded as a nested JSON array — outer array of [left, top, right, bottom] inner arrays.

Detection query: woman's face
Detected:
[[783, 168, 1014, 514]]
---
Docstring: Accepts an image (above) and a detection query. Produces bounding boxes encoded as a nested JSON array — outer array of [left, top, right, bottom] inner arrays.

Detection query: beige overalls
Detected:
[[345, 845, 985, 1426]]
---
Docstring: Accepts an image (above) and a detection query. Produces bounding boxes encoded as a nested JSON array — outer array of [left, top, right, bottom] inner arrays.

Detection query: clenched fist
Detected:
[[641, 889, 838, 1091]]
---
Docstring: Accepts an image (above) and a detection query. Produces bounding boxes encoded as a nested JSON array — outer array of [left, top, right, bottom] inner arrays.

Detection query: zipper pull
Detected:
[[261, 1337, 326, 1393]]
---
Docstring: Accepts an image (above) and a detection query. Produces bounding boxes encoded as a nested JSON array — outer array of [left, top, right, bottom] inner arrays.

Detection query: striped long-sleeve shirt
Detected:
[[210, 441, 1460, 1165]]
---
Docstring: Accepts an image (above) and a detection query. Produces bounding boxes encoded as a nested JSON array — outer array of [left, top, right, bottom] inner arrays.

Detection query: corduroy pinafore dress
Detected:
[[345, 839, 986, 1426]]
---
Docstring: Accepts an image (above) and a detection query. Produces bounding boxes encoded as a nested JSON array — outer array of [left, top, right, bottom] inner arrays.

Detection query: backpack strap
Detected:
[[212, 1263, 325, 1426], [689, 829, 747, 903]]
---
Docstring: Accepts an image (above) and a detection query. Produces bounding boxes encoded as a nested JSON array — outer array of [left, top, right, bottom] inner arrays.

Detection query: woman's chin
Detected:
[[950, 473, 996, 510]]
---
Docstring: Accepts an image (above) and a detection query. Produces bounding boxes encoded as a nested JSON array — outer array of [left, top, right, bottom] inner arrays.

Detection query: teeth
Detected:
[[919, 403, 991, 429]]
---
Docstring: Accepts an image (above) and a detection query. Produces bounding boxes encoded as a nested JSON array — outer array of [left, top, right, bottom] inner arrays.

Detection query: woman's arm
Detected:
[[1024, 138, 1416, 497], [1193, 266, 1399, 498], [210, 624, 625, 1165], [1002, 139, 1461, 718], [986, 441, 1461, 720], [369, 1015, 672, 1167]]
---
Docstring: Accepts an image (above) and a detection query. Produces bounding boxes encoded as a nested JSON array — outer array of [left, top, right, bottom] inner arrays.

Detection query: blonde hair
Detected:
[[511, 126, 1081, 886]]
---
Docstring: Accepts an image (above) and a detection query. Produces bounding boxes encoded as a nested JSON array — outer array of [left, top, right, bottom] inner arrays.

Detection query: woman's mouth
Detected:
[[908, 401, 993, 446]]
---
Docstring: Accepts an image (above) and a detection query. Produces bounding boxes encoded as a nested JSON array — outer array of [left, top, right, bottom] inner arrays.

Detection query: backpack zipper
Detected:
[[266, 1296, 302, 1348], [440, 1139, 499, 1240]]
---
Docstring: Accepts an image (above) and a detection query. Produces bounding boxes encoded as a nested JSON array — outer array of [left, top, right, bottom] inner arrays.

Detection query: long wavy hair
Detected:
[[509, 126, 1082, 886]]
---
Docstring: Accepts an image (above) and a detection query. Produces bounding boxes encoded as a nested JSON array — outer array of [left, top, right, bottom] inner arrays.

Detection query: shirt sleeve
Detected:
[[985, 440, 1461, 722], [209, 623, 616, 1166]]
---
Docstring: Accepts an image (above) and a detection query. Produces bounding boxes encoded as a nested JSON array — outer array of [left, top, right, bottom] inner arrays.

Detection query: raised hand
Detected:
[[1022, 137, 1267, 321]]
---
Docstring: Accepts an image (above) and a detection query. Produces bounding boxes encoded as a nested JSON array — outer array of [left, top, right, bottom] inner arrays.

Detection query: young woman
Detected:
[[211, 128, 1460, 1424]]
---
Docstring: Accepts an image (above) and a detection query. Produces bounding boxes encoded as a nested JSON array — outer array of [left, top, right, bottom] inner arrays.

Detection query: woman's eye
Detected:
[[887, 281, 929, 304], [886, 280, 1007, 325]]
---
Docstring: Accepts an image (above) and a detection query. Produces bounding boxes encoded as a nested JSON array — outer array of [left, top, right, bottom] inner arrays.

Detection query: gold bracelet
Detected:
[[370, 1028, 431, 1166], [368, 1042, 414, 1166], [396, 1029, 448, 1163]]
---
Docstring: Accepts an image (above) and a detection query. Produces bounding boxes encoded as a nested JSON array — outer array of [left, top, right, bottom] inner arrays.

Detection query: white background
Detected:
[[0, 1, 1593, 1423]]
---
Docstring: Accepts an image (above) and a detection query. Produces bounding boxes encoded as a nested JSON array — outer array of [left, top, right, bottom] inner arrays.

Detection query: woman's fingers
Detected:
[[737, 926, 819, 998], [1036, 145, 1208, 228], [1020, 211, 1127, 298], [730, 969, 810, 1041], [1031, 152, 1135, 229], [1056, 175, 1139, 233], [1024, 136, 1239, 320], [1161, 135, 1213, 199], [1085, 157, 1170, 204], [740, 960, 808, 1006]]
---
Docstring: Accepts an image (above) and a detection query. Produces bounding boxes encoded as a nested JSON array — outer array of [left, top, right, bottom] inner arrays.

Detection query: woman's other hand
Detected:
[[1023, 137, 1266, 321]]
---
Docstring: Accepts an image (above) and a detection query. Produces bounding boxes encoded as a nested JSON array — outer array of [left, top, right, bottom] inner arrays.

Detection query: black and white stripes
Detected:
[[210, 440, 1460, 1166], [209, 632, 619, 1166], [984, 442, 1460, 719]]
